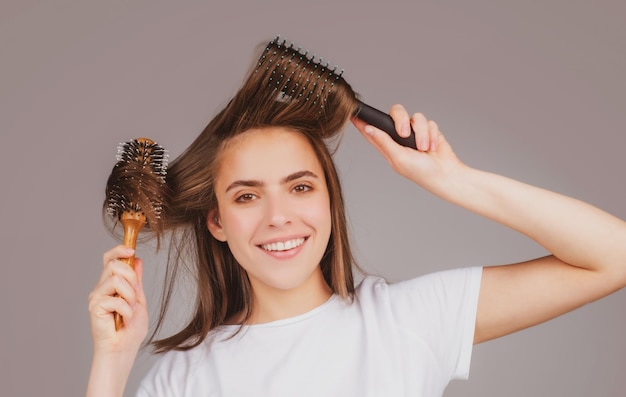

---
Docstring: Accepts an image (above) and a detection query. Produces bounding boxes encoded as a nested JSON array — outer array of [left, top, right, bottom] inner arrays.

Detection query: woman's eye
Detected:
[[293, 184, 312, 193], [235, 193, 256, 202]]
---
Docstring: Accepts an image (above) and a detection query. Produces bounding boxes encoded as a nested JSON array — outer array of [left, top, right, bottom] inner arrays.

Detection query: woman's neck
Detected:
[[245, 269, 333, 324]]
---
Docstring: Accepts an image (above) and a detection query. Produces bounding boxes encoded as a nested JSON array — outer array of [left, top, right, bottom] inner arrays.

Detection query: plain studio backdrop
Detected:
[[1, 1, 625, 396]]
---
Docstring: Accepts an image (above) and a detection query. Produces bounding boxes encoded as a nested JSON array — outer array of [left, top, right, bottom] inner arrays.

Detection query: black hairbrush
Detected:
[[104, 137, 168, 330], [256, 36, 417, 150]]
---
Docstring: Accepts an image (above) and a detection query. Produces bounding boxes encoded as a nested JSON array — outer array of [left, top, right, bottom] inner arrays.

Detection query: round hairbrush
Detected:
[[104, 137, 168, 330]]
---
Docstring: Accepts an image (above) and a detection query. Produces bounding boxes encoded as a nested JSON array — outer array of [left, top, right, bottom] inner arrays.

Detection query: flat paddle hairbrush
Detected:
[[255, 36, 417, 149], [104, 137, 168, 330]]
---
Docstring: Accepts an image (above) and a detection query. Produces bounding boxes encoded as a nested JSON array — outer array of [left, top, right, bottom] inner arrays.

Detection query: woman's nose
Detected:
[[264, 194, 292, 227]]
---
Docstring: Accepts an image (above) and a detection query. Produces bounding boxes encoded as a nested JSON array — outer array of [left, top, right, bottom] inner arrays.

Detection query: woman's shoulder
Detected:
[[356, 266, 482, 293], [354, 267, 482, 312], [137, 331, 229, 395]]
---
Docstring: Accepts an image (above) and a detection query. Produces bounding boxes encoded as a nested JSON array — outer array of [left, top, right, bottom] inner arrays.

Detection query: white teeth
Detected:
[[261, 238, 305, 252]]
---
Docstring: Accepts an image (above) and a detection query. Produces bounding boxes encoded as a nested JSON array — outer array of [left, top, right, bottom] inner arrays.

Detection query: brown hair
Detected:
[[150, 38, 361, 352]]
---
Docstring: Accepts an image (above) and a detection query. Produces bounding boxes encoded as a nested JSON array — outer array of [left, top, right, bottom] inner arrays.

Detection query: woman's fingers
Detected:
[[389, 104, 412, 138], [100, 246, 136, 282], [90, 266, 138, 319], [90, 293, 134, 321], [90, 245, 142, 328], [410, 112, 430, 152], [102, 245, 135, 267], [89, 246, 149, 367], [352, 116, 397, 163], [388, 104, 438, 152], [427, 120, 441, 151]]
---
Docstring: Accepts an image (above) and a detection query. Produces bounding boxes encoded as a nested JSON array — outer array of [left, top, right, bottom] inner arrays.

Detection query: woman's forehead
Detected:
[[216, 127, 324, 183]]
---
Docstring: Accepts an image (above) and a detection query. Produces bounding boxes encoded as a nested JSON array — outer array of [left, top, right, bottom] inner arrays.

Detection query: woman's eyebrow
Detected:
[[282, 170, 318, 183], [225, 179, 262, 193], [225, 170, 318, 193]]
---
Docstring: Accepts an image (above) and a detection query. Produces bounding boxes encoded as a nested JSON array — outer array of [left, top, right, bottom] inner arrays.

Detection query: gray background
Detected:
[[1, 1, 625, 396]]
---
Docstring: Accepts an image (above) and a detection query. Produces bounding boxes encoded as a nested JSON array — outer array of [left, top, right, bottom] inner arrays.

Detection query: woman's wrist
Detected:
[[415, 160, 475, 203], [86, 350, 137, 397]]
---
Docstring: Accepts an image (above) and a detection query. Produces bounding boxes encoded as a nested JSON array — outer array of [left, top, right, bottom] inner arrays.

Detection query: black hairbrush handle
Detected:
[[355, 100, 417, 150]]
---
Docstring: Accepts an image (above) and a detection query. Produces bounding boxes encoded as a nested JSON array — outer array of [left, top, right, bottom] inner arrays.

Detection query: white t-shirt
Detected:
[[137, 266, 483, 397]]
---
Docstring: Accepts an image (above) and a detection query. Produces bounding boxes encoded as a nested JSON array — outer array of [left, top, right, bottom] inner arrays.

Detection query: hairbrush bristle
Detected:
[[216, 36, 358, 141], [114, 140, 168, 177], [105, 138, 169, 231], [255, 36, 344, 111]]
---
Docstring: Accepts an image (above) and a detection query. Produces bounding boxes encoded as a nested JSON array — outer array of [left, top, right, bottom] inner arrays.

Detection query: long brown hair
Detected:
[[150, 38, 361, 352]]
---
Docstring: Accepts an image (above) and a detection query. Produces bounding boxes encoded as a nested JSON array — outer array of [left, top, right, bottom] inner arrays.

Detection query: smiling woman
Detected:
[[206, 127, 334, 321], [143, 64, 361, 353], [86, 36, 626, 397]]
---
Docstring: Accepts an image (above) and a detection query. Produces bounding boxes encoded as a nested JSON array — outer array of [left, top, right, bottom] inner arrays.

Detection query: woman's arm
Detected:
[[351, 106, 626, 344], [86, 246, 149, 397], [439, 165, 626, 344]]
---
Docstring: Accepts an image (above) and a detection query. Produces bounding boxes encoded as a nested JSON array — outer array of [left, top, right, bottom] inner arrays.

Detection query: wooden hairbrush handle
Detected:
[[114, 212, 146, 330]]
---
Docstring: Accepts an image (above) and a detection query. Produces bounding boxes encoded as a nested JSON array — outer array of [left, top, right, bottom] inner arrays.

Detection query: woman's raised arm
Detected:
[[352, 107, 626, 344]]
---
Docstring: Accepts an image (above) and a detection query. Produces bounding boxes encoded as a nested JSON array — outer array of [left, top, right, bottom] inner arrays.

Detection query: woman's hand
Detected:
[[86, 245, 148, 397], [351, 104, 464, 195], [89, 245, 148, 352]]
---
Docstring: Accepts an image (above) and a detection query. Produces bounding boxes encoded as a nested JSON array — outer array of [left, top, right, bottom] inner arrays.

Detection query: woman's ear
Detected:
[[207, 209, 227, 242]]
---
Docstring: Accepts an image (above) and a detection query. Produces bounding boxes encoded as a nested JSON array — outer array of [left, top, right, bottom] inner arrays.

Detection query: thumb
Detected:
[[364, 124, 398, 155], [355, 120, 407, 165], [351, 117, 392, 154]]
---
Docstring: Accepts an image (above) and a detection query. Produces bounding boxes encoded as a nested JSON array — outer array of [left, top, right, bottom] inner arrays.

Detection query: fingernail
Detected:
[[124, 247, 135, 254], [364, 125, 376, 136], [430, 141, 437, 151], [403, 125, 410, 137], [419, 139, 428, 151]]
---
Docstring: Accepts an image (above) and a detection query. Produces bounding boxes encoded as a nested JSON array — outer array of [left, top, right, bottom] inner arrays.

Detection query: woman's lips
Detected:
[[260, 237, 306, 252]]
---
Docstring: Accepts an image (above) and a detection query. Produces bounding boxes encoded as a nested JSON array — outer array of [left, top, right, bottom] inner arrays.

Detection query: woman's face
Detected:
[[209, 127, 332, 296]]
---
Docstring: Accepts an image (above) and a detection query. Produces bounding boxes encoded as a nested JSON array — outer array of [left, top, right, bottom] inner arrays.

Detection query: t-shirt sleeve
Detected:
[[134, 349, 189, 397], [386, 266, 483, 380], [135, 359, 172, 397]]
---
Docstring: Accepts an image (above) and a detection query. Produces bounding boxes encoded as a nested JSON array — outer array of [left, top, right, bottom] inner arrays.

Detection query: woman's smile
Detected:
[[259, 236, 307, 252]]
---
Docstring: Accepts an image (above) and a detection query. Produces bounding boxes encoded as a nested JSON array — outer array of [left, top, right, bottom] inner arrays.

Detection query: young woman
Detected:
[[87, 40, 626, 396]]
